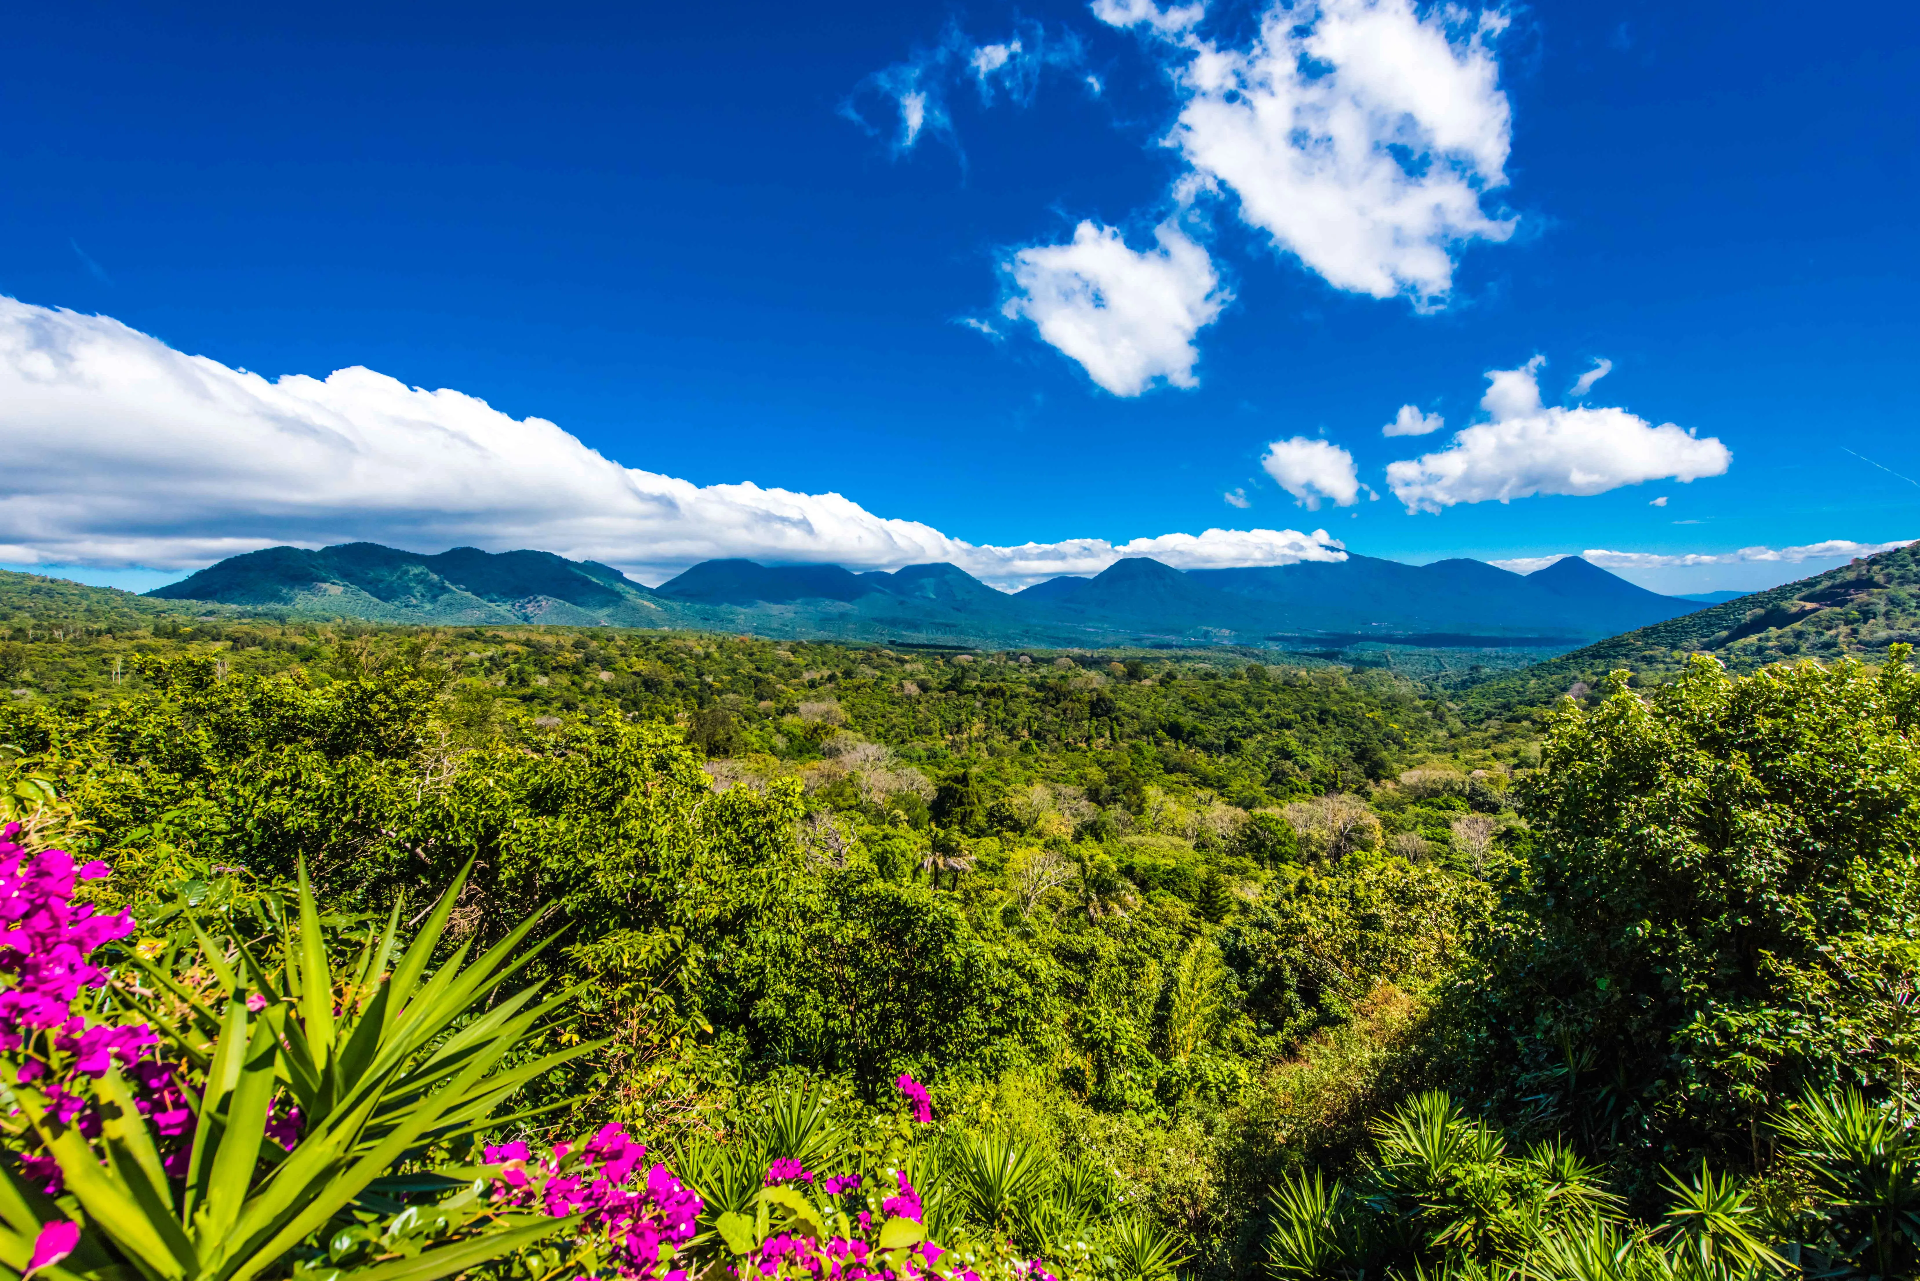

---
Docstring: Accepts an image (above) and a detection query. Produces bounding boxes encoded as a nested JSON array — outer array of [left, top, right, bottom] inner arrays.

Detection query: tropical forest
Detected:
[[0, 559, 1914, 1281]]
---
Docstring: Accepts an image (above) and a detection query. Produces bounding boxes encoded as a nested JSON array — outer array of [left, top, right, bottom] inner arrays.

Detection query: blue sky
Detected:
[[2, 0, 1916, 595]]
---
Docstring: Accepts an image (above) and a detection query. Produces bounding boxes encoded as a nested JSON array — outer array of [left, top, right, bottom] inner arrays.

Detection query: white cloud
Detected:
[[1261, 437, 1361, 510], [1385, 359, 1732, 513], [846, 21, 1086, 154], [1224, 487, 1251, 508], [1383, 403, 1444, 436], [971, 41, 1017, 79], [1649, 495, 1668, 507], [1490, 539, 1915, 575], [1124, 0, 1514, 306], [1001, 221, 1227, 396], [1091, 0, 1206, 34], [983, 526, 1344, 580], [0, 298, 1345, 590], [1570, 356, 1612, 399]]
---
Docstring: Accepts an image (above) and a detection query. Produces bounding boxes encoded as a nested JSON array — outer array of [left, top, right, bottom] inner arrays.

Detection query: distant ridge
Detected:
[[144, 541, 1706, 650], [1458, 542, 1920, 716]]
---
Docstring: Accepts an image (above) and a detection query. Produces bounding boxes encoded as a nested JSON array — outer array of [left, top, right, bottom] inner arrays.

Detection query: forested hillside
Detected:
[[136, 540, 1703, 649], [1, 602, 1914, 1281], [1460, 541, 1920, 716]]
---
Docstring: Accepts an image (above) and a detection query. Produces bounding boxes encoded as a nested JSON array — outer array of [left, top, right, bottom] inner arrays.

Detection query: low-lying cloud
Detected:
[[0, 298, 1345, 589], [1386, 359, 1731, 512], [1493, 539, 1916, 575]]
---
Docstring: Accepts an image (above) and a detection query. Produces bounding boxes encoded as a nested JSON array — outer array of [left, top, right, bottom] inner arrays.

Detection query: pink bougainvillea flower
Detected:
[[763, 1157, 813, 1186], [26, 1220, 79, 1275], [882, 1170, 923, 1224], [894, 1072, 932, 1124]]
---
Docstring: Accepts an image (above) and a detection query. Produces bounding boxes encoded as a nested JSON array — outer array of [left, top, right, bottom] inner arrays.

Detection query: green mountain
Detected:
[[135, 541, 1708, 652], [150, 543, 677, 627], [1458, 542, 1920, 715]]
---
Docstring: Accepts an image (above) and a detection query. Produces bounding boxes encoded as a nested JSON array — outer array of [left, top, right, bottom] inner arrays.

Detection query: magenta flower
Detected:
[[882, 1170, 923, 1224], [763, 1157, 813, 1186], [894, 1072, 932, 1124], [263, 1099, 303, 1151], [26, 1220, 78, 1275]]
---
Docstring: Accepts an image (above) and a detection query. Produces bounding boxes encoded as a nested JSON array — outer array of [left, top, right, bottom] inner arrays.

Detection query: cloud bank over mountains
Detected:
[[1493, 540, 1916, 576], [0, 298, 1345, 588]]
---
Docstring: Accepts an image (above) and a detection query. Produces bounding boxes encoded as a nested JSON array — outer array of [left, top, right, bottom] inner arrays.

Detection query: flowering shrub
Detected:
[[0, 828, 193, 1190], [0, 842, 600, 1281], [896, 1072, 934, 1125], [0, 826, 1129, 1281], [483, 1123, 705, 1281]]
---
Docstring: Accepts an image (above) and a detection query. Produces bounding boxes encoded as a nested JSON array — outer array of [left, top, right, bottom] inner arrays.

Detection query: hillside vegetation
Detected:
[[0, 575, 1915, 1281], [1459, 542, 1920, 716]]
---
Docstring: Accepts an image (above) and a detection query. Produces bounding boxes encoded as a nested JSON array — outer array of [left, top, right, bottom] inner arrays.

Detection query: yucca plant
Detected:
[[1262, 1170, 1355, 1280], [948, 1132, 1051, 1235], [1018, 1158, 1116, 1261], [0, 855, 602, 1281], [748, 1084, 844, 1173], [1771, 1087, 1920, 1279], [1095, 1215, 1187, 1281], [1657, 1162, 1789, 1279]]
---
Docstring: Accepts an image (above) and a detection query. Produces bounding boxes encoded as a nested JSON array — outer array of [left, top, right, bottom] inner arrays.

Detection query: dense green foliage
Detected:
[[1457, 652, 1920, 1193], [1, 589, 1915, 1280]]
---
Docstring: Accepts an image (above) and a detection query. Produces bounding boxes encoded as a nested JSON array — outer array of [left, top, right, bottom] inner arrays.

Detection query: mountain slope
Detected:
[[1021, 557, 1274, 636], [1188, 554, 1696, 637], [152, 543, 674, 626], [147, 542, 1709, 649], [1457, 542, 1920, 716]]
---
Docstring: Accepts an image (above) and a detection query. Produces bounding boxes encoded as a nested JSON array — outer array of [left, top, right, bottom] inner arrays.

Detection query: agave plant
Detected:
[[1657, 1162, 1788, 1278], [0, 853, 601, 1281]]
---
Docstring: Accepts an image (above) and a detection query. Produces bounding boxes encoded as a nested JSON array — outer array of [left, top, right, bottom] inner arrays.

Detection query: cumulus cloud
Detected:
[[1385, 359, 1731, 513], [1570, 357, 1612, 399], [1224, 487, 1251, 508], [0, 298, 1345, 589], [1111, 0, 1515, 306], [1383, 404, 1444, 437], [1649, 496, 1668, 507], [845, 20, 1086, 154], [1091, 0, 1205, 34], [1261, 437, 1361, 510], [1491, 539, 1915, 575], [1000, 221, 1227, 396]]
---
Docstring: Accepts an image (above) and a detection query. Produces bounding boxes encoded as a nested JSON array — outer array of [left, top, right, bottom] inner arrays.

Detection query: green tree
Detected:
[[1464, 651, 1920, 1181]]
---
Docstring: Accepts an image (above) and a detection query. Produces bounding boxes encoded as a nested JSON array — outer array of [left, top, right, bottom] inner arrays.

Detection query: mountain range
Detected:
[[145, 541, 1705, 651]]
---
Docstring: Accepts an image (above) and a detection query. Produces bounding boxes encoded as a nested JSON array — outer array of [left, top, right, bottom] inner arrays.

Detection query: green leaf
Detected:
[[876, 1217, 925, 1250], [333, 1216, 573, 1281], [295, 860, 338, 1069], [715, 1212, 758, 1256]]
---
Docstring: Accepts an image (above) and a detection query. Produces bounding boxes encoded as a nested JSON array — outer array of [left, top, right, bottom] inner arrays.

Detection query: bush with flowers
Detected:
[[0, 822, 1175, 1281]]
